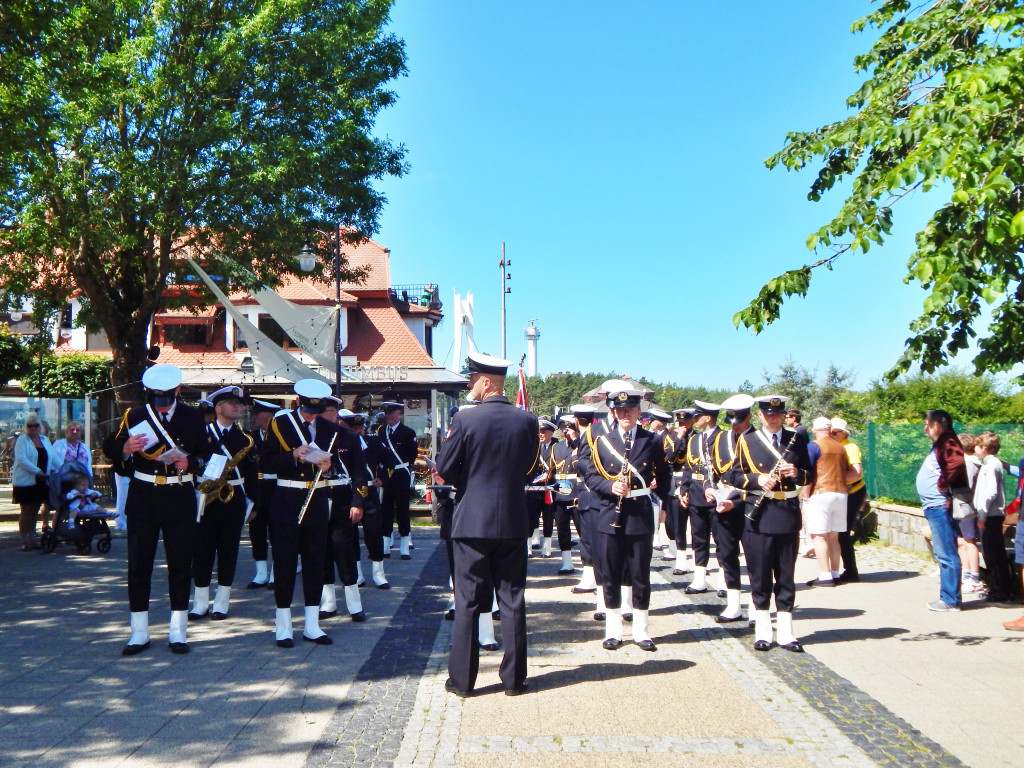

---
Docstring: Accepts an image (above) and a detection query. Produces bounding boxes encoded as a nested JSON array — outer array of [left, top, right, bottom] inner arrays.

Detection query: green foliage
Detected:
[[757, 359, 865, 429], [23, 353, 112, 398], [735, 0, 1024, 380], [0, 0, 406, 387], [503, 372, 611, 416], [867, 369, 1024, 423], [0, 324, 33, 384]]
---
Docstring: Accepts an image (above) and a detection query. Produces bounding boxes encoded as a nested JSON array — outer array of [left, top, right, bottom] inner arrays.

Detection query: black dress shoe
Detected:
[[350, 611, 367, 622], [444, 679, 472, 697], [652, 544, 664, 551], [505, 681, 528, 696], [781, 640, 804, 653], [276, 638, 294, 648], [492, 610, 500, 620], [526, 552, 534, 558], [672, 568, 688, 576], [210, 612, 227, 621], [717, 590, 727, 598], [445, 609, 455, 621], [247, 581, 268, 590], [636, 639, 657, 652], [753, 640, 773, 652], [168, 642, 190, 655], [479, 642, 499, 651], [376, 582, 391, 590], [684, 585, 708, 594], [302, 633, 333, 645], [593, 612, 606, 621], [319, 609, 338, 620], [400, 554, 411, 561], [622, 613, 633, 622], [716, 614, 746, 624], [836, 571, 861, 583], [382, 552, 390, 559], [806, 578, 836, 587], [558, 568, 575, 575], [187, 611, 209, 621], [571, 586, 596, 594], [602, 638, 621, 650], [122, 640, 150, 656]]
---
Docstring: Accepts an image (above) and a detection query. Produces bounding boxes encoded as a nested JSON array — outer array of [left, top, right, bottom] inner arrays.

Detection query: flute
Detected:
[[297, 432, 337, 525], [610, 432, 634, 529]]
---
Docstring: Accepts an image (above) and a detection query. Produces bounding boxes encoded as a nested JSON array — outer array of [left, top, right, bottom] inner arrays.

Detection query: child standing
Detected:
[[974, 432, 1013, 603]]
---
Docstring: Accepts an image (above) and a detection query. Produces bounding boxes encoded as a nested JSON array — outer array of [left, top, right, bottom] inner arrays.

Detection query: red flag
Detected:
[[515, 366, 530, 411]]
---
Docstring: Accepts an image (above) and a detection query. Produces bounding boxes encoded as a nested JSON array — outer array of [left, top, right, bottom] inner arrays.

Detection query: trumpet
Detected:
[[610, 432, 634, 529], [745, 432, 800, 524]]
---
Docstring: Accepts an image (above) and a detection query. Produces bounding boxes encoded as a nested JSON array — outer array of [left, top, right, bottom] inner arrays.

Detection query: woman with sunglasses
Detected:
[[13, 416, 60, 550]]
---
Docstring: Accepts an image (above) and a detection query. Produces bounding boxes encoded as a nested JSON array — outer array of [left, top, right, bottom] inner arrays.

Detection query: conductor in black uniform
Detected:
[[435, 351, 539, 697], [578, 384, 672, 651], [727, 395, 812, 653], [102, 364, 213, 655]]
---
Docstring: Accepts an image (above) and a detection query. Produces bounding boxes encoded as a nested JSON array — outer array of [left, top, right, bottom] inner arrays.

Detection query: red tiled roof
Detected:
[[229, 273, 359, 305], [338, 236, 391, 292], [342, 298, 435, 366], [150, 349, 243, 369]]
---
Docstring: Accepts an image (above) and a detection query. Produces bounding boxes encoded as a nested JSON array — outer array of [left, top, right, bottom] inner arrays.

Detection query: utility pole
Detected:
[[500, 242, 511, 358]]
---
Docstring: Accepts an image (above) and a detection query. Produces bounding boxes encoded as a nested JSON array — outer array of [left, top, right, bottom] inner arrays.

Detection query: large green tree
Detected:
[[0, 0, 405, 392], [735, 0, 1024, 379]]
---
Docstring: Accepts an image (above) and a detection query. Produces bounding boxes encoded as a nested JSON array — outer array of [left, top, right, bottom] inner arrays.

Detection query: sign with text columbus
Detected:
[[343, 365, 409, 381]]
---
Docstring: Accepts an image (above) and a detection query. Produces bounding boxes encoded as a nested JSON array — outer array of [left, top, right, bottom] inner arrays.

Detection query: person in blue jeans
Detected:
[[917, 410, 966, 612]]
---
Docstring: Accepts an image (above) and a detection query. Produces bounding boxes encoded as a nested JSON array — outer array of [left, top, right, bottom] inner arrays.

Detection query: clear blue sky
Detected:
[[371, 0, 949, 390]]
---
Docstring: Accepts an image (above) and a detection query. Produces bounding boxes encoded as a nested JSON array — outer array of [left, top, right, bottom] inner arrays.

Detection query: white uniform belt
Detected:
[[133, 472, 194, 485], [753, 489, 799, 500], [691, 472, 705, 481], [525, 485, 553, 492], [672, 471, 685, 479], [257, 473, 277, 480], [554, 473, 577, 480], [626, 488, 652, 498], [391, 462, 410, 472], [226, 479, 243, 487], [327, 478, 352, 486], [276, 479, 328, 490]]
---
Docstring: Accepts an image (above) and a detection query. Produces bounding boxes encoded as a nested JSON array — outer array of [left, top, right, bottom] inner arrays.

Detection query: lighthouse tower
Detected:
[[524, 320, 540, 377]]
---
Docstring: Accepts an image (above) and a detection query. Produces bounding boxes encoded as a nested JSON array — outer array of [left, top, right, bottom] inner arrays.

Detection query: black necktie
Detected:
[[772, 433, 779, 449], [161, 413, 170, 428]]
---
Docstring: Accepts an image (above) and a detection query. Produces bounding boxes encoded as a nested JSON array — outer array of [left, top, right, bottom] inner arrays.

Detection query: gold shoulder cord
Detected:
[[686, 433, 699, 465], [270, 416, 292, 451], [586, 427, 617, 481], [128, 409, 168, 461], [713, 431, 733, 473], [737, 434, 765, 479]]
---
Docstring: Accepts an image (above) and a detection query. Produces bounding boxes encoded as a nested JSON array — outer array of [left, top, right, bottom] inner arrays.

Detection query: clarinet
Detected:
[[745, 431, 800, 524], [610, 432, 634, 529]]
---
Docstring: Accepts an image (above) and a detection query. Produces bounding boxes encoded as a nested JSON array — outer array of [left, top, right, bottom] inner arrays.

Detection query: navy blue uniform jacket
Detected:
[[435, 395, 539, 540]]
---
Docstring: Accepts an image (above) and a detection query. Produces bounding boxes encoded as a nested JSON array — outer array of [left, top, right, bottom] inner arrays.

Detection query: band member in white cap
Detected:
[[728, 395, 812, 652], [568, 405, 599, 594], [709, 394, 755, 623], [339, 410, 390, 588], [377, 401, 418, 559], [668, 408, 697, 574], [682, 400, 722, 594], [646, 406, 676, 556], [550, 414, 580, 575], [436, 351, 539, 697], [245, 398, 280, 588], [260, 379, 340, 647], [102, 364, 212, 655], [319, 397, 371, 623], [579, 383, 672, 651], [189, 385, 257, 621]]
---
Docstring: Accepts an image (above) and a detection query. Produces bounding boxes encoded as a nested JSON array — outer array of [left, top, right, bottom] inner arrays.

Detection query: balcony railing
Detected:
[[390, 283, 442, 311]]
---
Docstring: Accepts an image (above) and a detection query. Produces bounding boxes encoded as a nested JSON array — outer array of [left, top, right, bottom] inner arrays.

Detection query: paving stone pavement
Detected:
[[1, 525, 1021, 767]]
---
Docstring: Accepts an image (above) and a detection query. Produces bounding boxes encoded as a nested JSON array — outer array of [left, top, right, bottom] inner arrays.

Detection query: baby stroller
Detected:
[[39, 460, 113, 555]]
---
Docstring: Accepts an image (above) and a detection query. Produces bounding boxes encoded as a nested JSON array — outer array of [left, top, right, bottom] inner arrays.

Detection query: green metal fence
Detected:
[[863, 422, 1024, 505]]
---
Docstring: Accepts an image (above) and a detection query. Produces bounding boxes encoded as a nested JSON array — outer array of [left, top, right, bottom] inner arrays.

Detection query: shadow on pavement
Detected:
[[471, 658, 696, 697], [799, 626, 909, 645]]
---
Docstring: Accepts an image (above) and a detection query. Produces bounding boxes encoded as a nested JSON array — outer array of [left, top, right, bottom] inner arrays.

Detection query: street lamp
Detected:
[[298, 227, 343, 398]]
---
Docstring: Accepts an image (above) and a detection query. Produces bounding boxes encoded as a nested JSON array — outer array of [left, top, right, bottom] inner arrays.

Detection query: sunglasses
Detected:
[[26, 423, 40, 428]]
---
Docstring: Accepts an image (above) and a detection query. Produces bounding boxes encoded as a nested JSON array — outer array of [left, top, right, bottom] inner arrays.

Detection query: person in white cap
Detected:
[[567, 405, 599, 594], [102, 364, 213, 656], [527, 419, 558, 558], [245, 398, 281, 588], [188, 385, 258, 622], [435, 351, 539, 697], [830, 417, 865, 583], [727, 395, 813, 653], [708, 394, 756, 623], [646, 407, 674, 554], [667, 409, 697, 575], [376, 401, 418, 560], [802, 416, 849, 588], [681, 400, 723, 594], [339, 410, 390, 588], [578, 383, 673, 651], [549, 414, 580, 576], [318, 396, 371, 623], [259, 379, 341, 648]]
